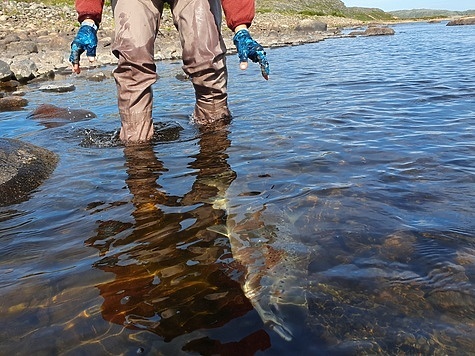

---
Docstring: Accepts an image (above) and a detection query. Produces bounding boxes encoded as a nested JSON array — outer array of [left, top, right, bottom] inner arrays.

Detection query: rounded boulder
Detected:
[[0, 138, 59, 206]]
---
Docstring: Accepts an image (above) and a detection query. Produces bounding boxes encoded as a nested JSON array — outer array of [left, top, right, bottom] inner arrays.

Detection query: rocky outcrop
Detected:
[[363, 26, 395, 36], [295, 19, 328, 32], [348, 26, 395, 36], [447, 17, 475, 26], [0, 138, 59, 206]]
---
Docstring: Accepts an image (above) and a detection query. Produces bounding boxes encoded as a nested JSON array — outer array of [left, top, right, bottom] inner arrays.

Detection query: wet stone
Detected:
[[28, 103, 96, 121], [0, 138, 58, 206], [447, 17, 475, 26], [7, 40, 38, 55], [0, 96, 28, 111], [363, 26, 395, 36], [10, 60, 38, 82], [39, 83, 76, 93], [28, 70, 55, 83], [0, 60, 13, 81], [85, 71, 109, 82]]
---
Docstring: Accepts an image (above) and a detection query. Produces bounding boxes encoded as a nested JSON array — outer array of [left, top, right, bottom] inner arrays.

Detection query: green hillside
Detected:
[[389, 9, 475, 19], [255, 0, 396, 21], [256, 0, 347, 17]]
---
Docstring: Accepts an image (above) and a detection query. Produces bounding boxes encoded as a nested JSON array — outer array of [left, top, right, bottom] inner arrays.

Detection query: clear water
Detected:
[[1, 21, 475, 355]]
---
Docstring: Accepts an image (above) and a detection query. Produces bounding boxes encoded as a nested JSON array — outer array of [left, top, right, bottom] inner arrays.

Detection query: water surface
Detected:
[[1, 21, 474, 355]]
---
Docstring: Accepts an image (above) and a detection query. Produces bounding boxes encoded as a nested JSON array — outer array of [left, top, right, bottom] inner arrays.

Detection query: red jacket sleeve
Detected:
[[221, 0, 255, 31], [76, 0, 105, 25]]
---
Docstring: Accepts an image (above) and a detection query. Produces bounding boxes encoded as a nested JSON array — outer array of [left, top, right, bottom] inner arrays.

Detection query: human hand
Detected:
[[69, 20, 98, 74], [233, 29, 270, 80]]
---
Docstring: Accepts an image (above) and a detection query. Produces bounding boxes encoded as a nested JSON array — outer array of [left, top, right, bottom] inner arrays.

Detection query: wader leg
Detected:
[[112, 0, 163, 143], [172, 0, 231, 126]]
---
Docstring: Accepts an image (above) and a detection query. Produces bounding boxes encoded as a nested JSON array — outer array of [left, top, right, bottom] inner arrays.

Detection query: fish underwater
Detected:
[[209, 180, 314, 341]]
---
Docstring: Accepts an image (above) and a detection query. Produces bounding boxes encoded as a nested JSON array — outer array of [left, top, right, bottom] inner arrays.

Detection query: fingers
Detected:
[[72, 63, 81, 74], [69, 46, 96, 74], [238, 58, 269, 80], [69, 42, 83, 73], [239, 61, 248, 70], [239, 52, 269, 80], [257, 52, 270, 80], [261, 67, 269, 81]]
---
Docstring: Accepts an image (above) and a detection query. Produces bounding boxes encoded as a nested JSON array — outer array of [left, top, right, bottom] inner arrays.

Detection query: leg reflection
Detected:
[[86, 127, 270, 352]]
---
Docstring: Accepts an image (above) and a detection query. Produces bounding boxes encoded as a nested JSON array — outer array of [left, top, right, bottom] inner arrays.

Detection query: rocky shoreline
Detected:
[[1, 1, 474, 89], [0, 1, 368, 87]]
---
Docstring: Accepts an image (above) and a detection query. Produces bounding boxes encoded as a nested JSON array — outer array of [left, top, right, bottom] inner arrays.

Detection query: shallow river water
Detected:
[[1, 21, 475, 355]]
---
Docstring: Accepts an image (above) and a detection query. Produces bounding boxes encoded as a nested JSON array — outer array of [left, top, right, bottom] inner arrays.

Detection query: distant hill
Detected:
[[255, 0, 396, 21], [389, 9, 475, 19], [255, 1, 475, 21], [344, 7, 395, 21]]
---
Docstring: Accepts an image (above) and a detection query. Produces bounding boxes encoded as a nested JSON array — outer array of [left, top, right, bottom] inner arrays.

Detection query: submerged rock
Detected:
[[27, 103, 96, 128], [0, 138, 58, 206], [210, 184, 313, 341]]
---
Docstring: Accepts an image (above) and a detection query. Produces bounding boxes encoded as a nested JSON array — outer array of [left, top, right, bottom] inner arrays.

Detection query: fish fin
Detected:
[[252, 302, 293, 341], [207, 224, 229, 237]]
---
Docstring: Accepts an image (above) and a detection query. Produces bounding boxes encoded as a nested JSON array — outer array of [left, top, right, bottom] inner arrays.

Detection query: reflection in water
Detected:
[[85, 126, 271, 353]]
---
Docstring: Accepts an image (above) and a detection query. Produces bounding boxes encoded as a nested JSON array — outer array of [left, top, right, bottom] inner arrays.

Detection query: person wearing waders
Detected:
[[69, 0, 270, 144]]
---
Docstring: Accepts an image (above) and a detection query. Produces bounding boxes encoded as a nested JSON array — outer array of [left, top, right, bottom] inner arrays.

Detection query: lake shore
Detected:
[[1, 1, 463, 91], [0, 1, 397, 84]]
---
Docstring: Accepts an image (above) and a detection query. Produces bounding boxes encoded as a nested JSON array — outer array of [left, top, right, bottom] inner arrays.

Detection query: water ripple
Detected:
[[0, 21, 474, 354]]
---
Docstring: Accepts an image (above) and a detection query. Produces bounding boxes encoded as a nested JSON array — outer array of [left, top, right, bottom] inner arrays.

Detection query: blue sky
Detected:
[[343, 0, 474, 11]]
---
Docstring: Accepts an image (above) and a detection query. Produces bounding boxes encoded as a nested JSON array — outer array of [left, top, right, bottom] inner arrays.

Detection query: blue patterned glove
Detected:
[[69, 21, 98, 67], [233, 29, 270, 80]]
